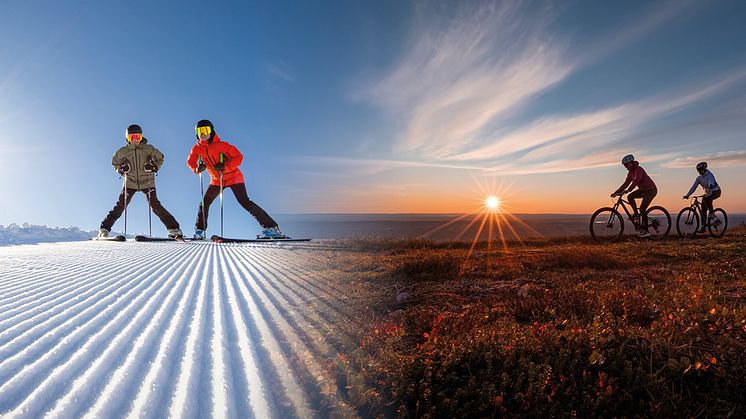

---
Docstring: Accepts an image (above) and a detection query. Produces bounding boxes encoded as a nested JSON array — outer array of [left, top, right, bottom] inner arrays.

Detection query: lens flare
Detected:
[[486, 196, 500, 210]]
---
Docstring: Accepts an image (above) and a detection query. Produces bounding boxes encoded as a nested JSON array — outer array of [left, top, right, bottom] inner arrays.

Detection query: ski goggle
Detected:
[[196, 126, 212, 137], [127, 133, 142, 142]]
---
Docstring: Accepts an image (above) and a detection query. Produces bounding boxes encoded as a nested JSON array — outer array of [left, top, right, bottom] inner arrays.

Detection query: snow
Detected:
[[0, 224, 96, 245], [0, 240, 358, 418]]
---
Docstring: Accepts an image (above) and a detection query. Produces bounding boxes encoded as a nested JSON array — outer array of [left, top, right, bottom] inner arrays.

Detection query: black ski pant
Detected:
[[702, 189, 721, 224], [195, 182, 278, 231], [628, 187, 657, 230], [101, 187, 180, 231]]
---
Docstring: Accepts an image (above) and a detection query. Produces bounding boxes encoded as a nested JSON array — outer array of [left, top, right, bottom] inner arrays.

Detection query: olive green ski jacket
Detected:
[[111, 138, 164, 190]]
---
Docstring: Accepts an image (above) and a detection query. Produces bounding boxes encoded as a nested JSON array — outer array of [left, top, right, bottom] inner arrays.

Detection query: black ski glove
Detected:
[[197, 163, 207, 173], [214, 162, 225, 172], [144, 162, 158, 173], [117, 162, 131, 175]]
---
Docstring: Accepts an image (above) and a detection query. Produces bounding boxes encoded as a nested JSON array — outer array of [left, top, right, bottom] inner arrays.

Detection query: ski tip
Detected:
[[92, 235, 126, 242]]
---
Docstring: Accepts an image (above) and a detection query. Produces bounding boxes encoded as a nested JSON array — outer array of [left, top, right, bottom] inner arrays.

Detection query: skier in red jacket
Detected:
[[186, 119, 284, 240], [611, 154, 657, 237]]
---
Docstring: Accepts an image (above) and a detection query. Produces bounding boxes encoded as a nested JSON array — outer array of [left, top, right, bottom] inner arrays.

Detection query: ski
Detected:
[[211, 235, 311, 243], [92, 235, 126, 242], [134, 235, 187, 242]]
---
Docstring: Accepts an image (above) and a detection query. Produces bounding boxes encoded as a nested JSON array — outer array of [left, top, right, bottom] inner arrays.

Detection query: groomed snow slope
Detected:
[[0, 240, 361, 418]]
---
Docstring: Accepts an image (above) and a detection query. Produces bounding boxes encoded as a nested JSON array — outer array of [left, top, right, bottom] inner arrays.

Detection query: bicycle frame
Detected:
[[682, 196, 704, 225], [609, 194, 639, 228]]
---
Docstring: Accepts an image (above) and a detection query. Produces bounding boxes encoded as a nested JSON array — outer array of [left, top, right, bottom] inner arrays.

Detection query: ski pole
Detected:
[[219, 152, 224, 237], [147, 156, 156, 237], [198, 156, 206, 235], [123, 172, 128, 238]]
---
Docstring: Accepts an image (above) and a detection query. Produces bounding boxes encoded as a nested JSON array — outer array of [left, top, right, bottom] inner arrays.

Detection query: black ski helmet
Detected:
[[126, 124, 143, 142], [195, 119, 215, 142]]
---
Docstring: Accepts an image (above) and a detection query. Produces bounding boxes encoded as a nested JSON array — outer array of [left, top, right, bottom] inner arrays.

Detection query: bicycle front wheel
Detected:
[[708, 208, 728, 238], [590, 207, 624, 242], [676, 208, 699, 238], [645, 206, 670, 240]]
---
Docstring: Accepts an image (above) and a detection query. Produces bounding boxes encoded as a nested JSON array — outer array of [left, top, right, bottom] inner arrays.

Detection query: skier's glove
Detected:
[[214, 162, 225, 172], [196, 163, 206, 173], [144, 162, 158, 173], [117, 163, 131, 175]]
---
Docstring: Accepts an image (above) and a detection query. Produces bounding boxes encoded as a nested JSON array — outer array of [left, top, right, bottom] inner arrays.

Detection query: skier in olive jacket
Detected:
[[186, 119, 284, 240], [98, 124, 182, 238]]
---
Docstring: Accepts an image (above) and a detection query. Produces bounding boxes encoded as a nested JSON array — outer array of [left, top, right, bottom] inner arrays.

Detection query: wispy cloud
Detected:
[[663, 150, 746, 169], [363, 1, 573, 158], [267, 61, 296, 83], [510, 67, 746, 163], [360, 0, 699, 164], [300, 148, 680, 177], [314, 64, 746, 177], [263, 59, 296, 98]]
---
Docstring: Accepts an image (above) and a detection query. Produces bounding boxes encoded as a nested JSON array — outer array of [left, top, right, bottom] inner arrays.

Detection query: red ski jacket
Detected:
[[615, 161, 656, 194], [186, 134, 245, 186]]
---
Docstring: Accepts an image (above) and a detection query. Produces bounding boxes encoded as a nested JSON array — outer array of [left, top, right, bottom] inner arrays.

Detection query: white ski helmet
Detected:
[[621, 154, 634, 165]]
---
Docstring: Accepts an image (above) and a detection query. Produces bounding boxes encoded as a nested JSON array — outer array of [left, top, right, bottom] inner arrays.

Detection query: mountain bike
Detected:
[[590, 191, 671, 242], [676, 195, 728, 238]]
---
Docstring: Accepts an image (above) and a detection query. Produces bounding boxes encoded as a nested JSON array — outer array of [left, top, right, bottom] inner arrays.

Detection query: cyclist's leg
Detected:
[[627, 189, 643, 218], [701, 196, 712, 225], [639, 188, 657, 230], [702, 189, 721, 224]]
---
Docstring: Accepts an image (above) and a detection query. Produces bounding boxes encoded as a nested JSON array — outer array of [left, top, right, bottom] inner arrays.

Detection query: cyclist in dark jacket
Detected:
[[612, 154, 657, 237]]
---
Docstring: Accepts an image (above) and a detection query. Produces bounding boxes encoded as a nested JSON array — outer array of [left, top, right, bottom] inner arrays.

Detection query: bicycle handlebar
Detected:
[[685, 194, 707, 200]]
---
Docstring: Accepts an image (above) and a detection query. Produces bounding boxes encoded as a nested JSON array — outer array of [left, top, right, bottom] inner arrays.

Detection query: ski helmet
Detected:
[[621, 154, 634, 166], [195, 119, 215, 142], [126, 124, 143, 143], [696, 161, 707, 172]]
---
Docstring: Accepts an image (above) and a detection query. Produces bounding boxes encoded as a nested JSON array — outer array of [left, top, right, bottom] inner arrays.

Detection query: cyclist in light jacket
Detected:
[[683, 161, 722, 233]]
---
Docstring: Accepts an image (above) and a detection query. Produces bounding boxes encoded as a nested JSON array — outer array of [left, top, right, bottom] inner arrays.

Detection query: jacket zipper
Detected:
[[134, 147, 141, 190]]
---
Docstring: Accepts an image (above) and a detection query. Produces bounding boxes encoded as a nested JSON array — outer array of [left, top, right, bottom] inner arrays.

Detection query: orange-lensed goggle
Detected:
[[127, 133, 142, 142], [196, 126, 212, 137]]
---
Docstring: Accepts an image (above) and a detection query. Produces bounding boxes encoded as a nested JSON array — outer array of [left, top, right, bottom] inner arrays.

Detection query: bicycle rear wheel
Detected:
[[645, 206, 670, 240], [590, 207, 624, 242], [676, 208, 699, 238], [708, 208, 728, 238]]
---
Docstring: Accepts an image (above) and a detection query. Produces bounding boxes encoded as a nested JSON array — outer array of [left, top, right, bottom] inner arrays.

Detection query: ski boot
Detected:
[[168, 228, 184, 241], [257, 226, 287, 239], [98, 228, 110, 238], [193, 229, 206, 240]]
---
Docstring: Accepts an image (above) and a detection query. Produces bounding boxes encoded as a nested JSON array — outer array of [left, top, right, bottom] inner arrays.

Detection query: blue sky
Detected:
[[1, 0, 745, 237]]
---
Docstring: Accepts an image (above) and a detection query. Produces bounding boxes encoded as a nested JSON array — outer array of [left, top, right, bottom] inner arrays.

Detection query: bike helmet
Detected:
[[696, 161, 707, 172], [621, 154, 634, 166]]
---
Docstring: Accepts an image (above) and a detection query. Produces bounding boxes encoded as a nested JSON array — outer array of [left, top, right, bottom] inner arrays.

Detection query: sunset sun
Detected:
[[486, 195, 500, 210]]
